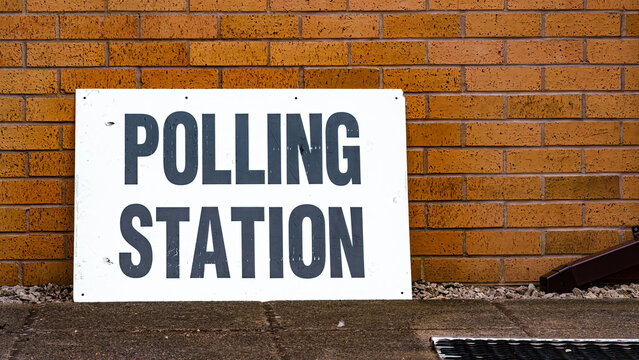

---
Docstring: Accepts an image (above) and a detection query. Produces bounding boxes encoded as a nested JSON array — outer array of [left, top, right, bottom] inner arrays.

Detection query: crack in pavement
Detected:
[[262, 303, 288, 360]]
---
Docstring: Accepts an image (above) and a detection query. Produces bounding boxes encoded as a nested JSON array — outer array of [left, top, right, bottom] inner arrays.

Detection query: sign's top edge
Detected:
[[75, 88, 404, 94]]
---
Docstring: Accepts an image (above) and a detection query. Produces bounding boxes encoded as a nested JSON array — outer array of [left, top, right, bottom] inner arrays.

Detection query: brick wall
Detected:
[[0, 0, 637, 285]]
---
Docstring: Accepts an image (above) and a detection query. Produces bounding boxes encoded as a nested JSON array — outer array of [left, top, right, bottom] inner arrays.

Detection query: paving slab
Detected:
[[0, 304, 31, 360]]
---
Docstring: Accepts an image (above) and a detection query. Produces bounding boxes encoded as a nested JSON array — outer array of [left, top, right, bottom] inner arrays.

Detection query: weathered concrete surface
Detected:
[[1, 299, 638, 359]]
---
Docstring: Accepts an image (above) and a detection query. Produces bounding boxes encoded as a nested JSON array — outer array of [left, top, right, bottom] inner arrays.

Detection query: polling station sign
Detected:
[[74, 89, 411, 302]]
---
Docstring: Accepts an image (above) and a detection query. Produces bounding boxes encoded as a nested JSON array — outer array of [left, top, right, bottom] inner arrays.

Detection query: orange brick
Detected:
[[585, 202, 639, 226], [141, 69, 219, 89], [624, 122, 639, 145], [60, 15, 137, 39], [411, 258, 421, 281], [509, 0, 582, 8], [466, 13, 540, 37], [467, 176, 541, 200], [221, 15, 296, 39], [60, 69, 137, 93], [304, 68, 379, 89], [271, 42, 347, 66], [586, 94, 639, 118], [627, 68, 639, 90], [623, 176, 639, 198], [191, 42, 267, 66], [585, 149, 639, 172], [384, 14, 460, 38], [588, 0, 639, 9], [545, 67, 620, 91], [0, 70, 56, 94], [466, 231, 541, 255], [0, 235, 65, 260], [545, 122, 619, 145], [62, 125, 74, 149], [546, 230, 619, 254], [409, 204, 425, 228], [27, 42, 104, 67], [0, 43, 21, 66], [410, 231, 463, 255], [465, 67, 540, 91], [110, 42, 187, 66], [429, 40, 503, 64], [23, 261, 72, 285], [28, 0, 104, 10], [0, 126, 58, 150], [466, 122, 541, 146], [429, 95, 503, 119], [191, 0, 266, 11], [0, 98, 22, 121], [407, 150, 423, 174], [350, 0, 425, 10], [428, 203, 503, 228], [546, 13, 620, 37], [0, 0, 21, 11], [108, 0, 185, 10], [222, 68, 299, 88], [424, 258, 500, 283], [29, 207, 73, 231], [383, 68, 460, 92], [507, 40, 582, 64], [408, 177, 463, 201], [26, 98, 74, 122], [507, 150, 581, 173], [0, 263, 19, 285], [142, 15, 216, 39], [430, 0, 502, 9], [546, 176, 619, 199], [508, 95, 582, 118], [28, 152, 74, 177], [627, 13, 639, 35], [406, 95, 426, 119], [428, 150, 502, 174], [0, 153, 25, 177], [504, 257, 579, 283], [588, 40, 639, 63], [507, 204, 582, 227], [0, 209, 26, 232], [351, 41, 425, 66], [406, 123, 461, 146], [0, 180, 61, 204], [271, 0, 345, 10], [303, 15, 378, 39], [0, 15, 55, 39]]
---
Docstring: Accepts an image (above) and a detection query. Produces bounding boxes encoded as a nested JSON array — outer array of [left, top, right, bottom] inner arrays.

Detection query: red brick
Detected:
[[424, 258, 500, 282], [0, 180, 62, 204], [587, 40, 639, 63], [405, 95, 426, 119], [384, 14, 460, 38], [507, 40, 582, 64], [546, 230, 619, 254], [28, 152, 74, 177], [191, 42, 267, 66], [585, 202, 639, 226], [627, 13, 639, 35], [28, 0, 104, 10], [109, 42, 187, 66], [428, 150, 502, 174], [430, 0, 502, 9], [0, 43, 21, 66], [546, 176, 620, 200], [466, 231, 541, 255], [304, 68, 379, 89], [411, 258, 421, 281], [64, 180, 74, 205], [627, 68, 639, 90], [546, 13, 621, 37], [0, 235, 65, 260], [509, 0, 582, 8], [545, 122, 619, 146], [222, 68, 299, 88], [507, 204, 582, 227], [62, 125, 74, 149], [0, 15, 55, 39], [350, 0, 425, 10], [588, 0, 639, 9], [623, 176, 639, 198], [545, 67, 620, 91], [408, 177, 462, 201], [429, 41, 503, 64], [410, 231, 463, 255], [221, 15, 296, 39], [504, 257, 579, 283], [466, 13, 540, 37], [303, 15, 378, 39], [272, 42, 347, 66], [407, 150, 423, 174], [29, 207, 73, 231], [467, 176, 541, 200], [271, 0, 346, 10], [108, 0, 186, 10], [61, 15, 136, 39], [0, 126, 59, 150], [585, 149, 639, 172], [466, 122, 541, 146], [141, 69, 219, 89], [624, 122, 639, 145], [0, 263, 19, 285], [23, 261, 72, 285], [142, 15, 216, 39], [428, 203, 504, 228], [409, 204, 425, 228], [508, 95, 582, 118], [0, 153, 25, 177], [60, 69, 137, 93], [465, 67, 541, 91], [406, 122, 461, 146], [0, 0, 21, 12], [26, 98, 74, 123], [351, 41, 425, 66], [0, 70, 56, 94], [0, 98, 22, 121], [586, 94, 639, 118], [27, 42, 105, 67], [191, 0, 266, 11], [429, 95, 504, 119], [383, 68, 460, 92], [507, 150, 581, 173], [0, 208, 26, 232]]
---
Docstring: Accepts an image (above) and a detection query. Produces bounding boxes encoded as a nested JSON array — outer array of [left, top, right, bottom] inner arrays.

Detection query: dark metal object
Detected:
[[431, 337, 639, 360], [540, 226, 639, 293]]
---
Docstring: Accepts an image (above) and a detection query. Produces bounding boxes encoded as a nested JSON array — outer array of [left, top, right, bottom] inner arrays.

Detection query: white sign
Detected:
[[74, 89, 411, 302]]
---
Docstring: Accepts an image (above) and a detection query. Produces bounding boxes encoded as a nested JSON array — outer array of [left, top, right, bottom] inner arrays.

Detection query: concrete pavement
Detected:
[[1, 299, 638, 359]]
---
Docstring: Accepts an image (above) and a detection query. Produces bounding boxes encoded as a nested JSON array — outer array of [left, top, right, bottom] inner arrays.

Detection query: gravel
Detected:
[[412, 281, 639, 300], [0, 284, 72, 303]]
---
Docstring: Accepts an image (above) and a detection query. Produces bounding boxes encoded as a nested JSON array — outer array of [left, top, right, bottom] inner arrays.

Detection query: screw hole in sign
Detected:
[[81, 293, 84, 296], [83, 97, 86, 99], [185, 96, 188, 99], [294, 96, 298, 99]]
